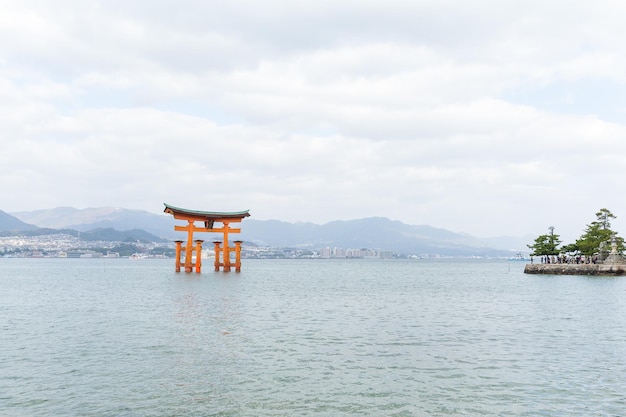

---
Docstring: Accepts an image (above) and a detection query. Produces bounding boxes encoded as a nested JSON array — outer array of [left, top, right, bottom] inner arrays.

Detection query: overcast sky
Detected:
[[2, 0, 626, 242]]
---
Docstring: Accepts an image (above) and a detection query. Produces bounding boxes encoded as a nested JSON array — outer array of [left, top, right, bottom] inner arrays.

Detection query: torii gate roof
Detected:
[[163, 203, 250, 221]]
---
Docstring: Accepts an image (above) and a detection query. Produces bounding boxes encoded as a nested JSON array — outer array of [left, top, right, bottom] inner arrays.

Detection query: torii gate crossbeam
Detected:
[[163, 203, 250, 273]]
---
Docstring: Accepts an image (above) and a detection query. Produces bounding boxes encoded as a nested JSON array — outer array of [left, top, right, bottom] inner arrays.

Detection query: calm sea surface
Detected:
[[1, 258, 626, 416]]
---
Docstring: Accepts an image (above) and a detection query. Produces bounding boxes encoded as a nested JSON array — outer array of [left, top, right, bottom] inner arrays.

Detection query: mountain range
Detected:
[[3, 206, 532, 256], [0, 210, 38, 231]]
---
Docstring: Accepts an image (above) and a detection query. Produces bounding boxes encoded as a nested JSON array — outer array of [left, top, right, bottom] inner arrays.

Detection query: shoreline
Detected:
[[524, 263, 626, 276]]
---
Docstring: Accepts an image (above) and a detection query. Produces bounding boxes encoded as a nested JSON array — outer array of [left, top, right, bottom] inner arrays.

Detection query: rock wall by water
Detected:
[[524, 263, 626, 276]]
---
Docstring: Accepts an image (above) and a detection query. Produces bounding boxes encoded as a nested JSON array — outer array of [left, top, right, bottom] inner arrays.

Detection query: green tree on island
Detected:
[[575, 208, 624, 256], [527, 226, 561, 256], [531, 208, 624, 259]]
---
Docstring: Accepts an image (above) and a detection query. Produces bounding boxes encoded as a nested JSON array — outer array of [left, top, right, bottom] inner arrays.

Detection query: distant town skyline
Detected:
[[2, 1, 626, 245]]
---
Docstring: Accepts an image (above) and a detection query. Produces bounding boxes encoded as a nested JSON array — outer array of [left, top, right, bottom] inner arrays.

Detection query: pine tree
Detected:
[[575, 208, 623, 256], [527, 226, 561, 256]]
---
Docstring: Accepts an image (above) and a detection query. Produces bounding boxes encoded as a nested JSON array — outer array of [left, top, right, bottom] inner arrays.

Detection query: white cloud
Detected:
[[1, 0, 626, 243]]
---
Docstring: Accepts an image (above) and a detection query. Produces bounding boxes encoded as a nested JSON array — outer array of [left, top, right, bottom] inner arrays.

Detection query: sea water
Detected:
[[1, 258, 625, 416]]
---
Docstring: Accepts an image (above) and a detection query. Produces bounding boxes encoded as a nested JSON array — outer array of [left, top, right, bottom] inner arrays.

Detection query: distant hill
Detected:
[[12, 207, 175, 238], [11, 206, 527, 256], [0, 210, 38, 232], [240, 217, 513, 256]]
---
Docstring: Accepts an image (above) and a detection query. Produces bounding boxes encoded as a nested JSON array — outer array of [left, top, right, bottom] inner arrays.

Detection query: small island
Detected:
[[524, 208, 626, 276]]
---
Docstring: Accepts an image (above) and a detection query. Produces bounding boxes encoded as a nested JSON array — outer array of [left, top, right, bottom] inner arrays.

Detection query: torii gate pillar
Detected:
[[163, 203, 250, 273]]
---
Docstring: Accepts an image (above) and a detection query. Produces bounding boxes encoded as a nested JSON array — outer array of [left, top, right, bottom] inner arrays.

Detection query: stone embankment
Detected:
[[524, 263, 626, 276]]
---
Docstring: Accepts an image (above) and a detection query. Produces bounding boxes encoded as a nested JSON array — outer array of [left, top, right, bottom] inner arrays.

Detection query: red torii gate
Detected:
[[163, 203, 250, 273]]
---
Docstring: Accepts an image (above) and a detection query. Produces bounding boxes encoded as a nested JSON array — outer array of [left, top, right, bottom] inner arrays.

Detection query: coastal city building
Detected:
[[1, 232, 406, 260]]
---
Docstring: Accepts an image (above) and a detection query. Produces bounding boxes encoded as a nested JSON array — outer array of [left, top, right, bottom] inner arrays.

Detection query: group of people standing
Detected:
[[534, 254, 598, 264]]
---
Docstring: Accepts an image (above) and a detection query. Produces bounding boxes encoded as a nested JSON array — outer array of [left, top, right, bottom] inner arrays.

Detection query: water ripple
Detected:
[[1, 259, 626, 415]]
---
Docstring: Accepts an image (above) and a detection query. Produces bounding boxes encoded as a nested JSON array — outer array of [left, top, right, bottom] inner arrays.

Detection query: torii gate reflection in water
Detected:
[[163, 203, 250, 272]]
